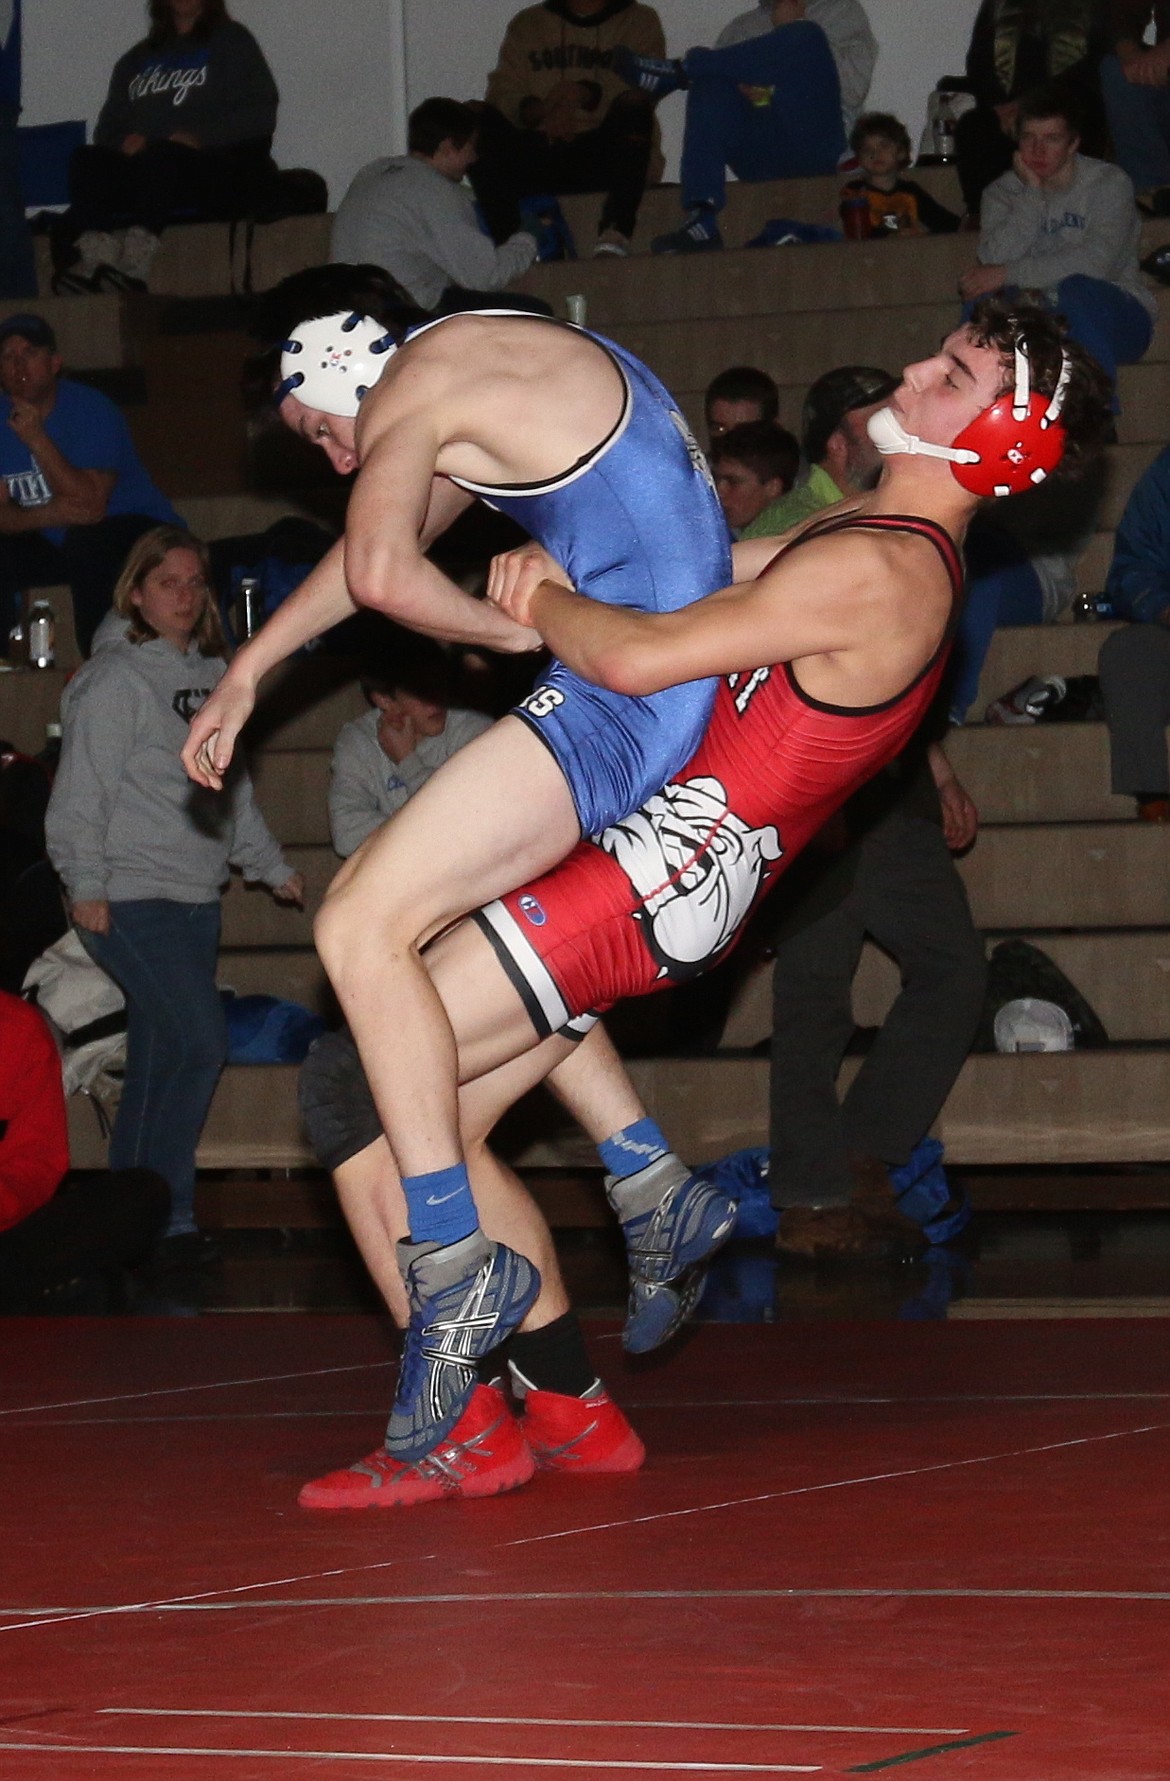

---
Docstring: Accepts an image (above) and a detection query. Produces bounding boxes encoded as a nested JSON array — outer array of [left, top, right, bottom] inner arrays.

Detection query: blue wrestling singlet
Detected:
[[407, 312, 733, 838]]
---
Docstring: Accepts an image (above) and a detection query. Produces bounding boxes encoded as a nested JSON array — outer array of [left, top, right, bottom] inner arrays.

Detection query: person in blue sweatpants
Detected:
[[614, 0, 845, 253]]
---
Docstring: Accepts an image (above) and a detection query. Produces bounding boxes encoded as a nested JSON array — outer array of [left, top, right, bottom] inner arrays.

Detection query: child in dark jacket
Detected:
[[840, 112, 962, 237]]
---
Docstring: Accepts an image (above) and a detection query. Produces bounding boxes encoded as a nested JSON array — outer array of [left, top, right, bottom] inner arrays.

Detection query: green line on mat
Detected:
[[846, 1730, 1018, 1771]]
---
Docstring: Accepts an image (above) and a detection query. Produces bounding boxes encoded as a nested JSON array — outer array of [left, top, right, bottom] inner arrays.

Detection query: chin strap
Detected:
[[866, 405, 981, 466]]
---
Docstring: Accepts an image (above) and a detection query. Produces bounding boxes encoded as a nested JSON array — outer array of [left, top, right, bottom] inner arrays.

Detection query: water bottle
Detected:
[[931, 94, 956, 161], [237, 576, 262, 641], [839, 189, 872, 240], [27, 599, 55, 669], [40, 720, 62, 773]]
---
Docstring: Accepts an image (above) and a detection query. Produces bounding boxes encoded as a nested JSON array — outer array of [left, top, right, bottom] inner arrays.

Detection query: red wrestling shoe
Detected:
[[520, 1381, 646, 1474], [298, 1383, 534, 1509]]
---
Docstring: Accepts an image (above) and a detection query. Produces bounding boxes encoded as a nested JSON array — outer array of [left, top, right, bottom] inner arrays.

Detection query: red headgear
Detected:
[[867, 338, 1072, 498], [947, 340, 1070, 497]]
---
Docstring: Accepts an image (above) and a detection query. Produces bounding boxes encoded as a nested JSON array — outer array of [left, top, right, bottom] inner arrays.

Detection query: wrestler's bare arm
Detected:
[[182, 540, 360, 786], [345, 379, 536, 650], [494, 531, 942, 702]]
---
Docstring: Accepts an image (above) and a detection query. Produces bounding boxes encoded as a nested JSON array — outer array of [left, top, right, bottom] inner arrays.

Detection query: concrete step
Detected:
[[512, 1047, 1170, 1168], [560, 166, 969, 254], [249, 749, 336, 847], [523, 224, 1170, 331], [946, 723, 1132, 823], [723, 927, 1170, 1049], [220, 846, 332, 947], [0, 651, 365, 758], [973, 621, 1120, 712], [217, 946, 334, 1016], [958, 820, 1170, 928], [609, 293, 1170, 405], [35, 171, 964, 301], [173, 492, 324, 539], [214, 919, 1170, 1050], [65, 1041, 1170, 1172], [246, 716, 1141, 849], [0, 295, 130, 369], [221, 821, 1170, 947]]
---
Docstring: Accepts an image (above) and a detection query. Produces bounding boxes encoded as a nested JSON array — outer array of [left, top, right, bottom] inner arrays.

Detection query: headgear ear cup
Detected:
[[947, 343, 1070, 497], [947, 396, 1067, 497], [275, 312, 399, 417]]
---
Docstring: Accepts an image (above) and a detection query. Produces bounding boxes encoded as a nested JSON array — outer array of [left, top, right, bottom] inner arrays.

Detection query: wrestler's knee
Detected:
[[313, 858, 417, 974]]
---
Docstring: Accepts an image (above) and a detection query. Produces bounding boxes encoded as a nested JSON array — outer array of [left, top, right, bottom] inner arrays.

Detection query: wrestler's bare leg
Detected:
[[314, 716, 580, 1229]]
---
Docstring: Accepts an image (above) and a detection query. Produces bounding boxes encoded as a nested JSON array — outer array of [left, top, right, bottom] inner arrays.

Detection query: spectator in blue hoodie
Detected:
[[1096, 445, 1170, 817], [52, 0, 278, 293]]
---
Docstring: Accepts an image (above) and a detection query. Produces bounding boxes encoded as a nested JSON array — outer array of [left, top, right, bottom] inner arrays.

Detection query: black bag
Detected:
[[228, 170, 329, 296], [251, 167, 328, 224], [974, 938, 1109, 1052]]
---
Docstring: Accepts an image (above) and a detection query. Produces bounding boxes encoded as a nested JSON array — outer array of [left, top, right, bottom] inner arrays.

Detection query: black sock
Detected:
[[508, 1311, 598, 1399]]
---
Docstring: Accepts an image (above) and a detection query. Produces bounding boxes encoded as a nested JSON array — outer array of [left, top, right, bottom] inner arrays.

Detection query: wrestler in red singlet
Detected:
[[474, 512, 962, 1037]]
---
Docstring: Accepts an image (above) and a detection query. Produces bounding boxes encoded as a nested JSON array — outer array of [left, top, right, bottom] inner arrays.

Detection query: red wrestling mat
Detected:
[[1, 1315, 1168, 1779]]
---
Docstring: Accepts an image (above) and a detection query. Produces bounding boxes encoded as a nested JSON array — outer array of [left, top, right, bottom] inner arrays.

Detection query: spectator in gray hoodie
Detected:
[[46, 526, 301, 1253], [332, 98, 552, 317], [329, 643, 492, 858], [959, 83, 1155, 398]]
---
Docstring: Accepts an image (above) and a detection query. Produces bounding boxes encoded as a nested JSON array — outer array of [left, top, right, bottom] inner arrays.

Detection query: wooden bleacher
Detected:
[[18, 166, 1170, 1216]]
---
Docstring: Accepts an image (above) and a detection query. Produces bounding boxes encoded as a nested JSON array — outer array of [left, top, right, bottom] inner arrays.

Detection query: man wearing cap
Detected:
[[0, 313, 178, 656], [745, 363, 898, 536]]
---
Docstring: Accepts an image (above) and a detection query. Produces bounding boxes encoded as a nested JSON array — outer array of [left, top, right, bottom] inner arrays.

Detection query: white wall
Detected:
[[24, 0, 977, 203]]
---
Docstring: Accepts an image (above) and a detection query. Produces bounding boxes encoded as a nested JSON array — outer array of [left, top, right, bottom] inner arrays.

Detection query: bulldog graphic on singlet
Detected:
[[597, 775, 783, 978]]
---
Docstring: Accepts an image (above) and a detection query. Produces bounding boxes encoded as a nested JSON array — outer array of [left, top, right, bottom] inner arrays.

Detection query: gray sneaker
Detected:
[[385, 1230, 540, 1460]]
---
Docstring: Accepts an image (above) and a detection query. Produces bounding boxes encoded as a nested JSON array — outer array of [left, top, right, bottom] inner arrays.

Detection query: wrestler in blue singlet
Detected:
[[409, 314, 733, 839]]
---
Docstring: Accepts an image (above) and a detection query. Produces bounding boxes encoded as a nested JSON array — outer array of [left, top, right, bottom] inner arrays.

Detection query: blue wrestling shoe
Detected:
[[606, 1157, 737, 1354], [611, 46, 689, 100], [385, 1230, 540, 1460]]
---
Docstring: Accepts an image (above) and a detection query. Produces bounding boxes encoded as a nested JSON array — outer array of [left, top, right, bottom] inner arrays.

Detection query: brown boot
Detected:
[[775, 1156, 927, 1263], [847, 1153, 929, 1255], [776, 1202, 898, 1261]]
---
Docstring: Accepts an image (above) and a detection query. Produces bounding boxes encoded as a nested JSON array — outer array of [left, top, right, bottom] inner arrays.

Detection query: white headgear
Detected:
[[276, 311, 398, 417]]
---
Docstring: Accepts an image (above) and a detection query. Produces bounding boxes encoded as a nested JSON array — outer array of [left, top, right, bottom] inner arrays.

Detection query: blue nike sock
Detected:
[[402, 1163, 479, 1247], [598, 1117, 670, 1180]]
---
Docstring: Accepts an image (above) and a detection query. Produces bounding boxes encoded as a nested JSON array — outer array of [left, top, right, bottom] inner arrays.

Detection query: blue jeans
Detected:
[[0, 103, 37, 299], [949, 538, 1045, 723], [680, 21, 845, 211], [79, 900, 227, 1237], [1100, 52, 1170, 192]]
